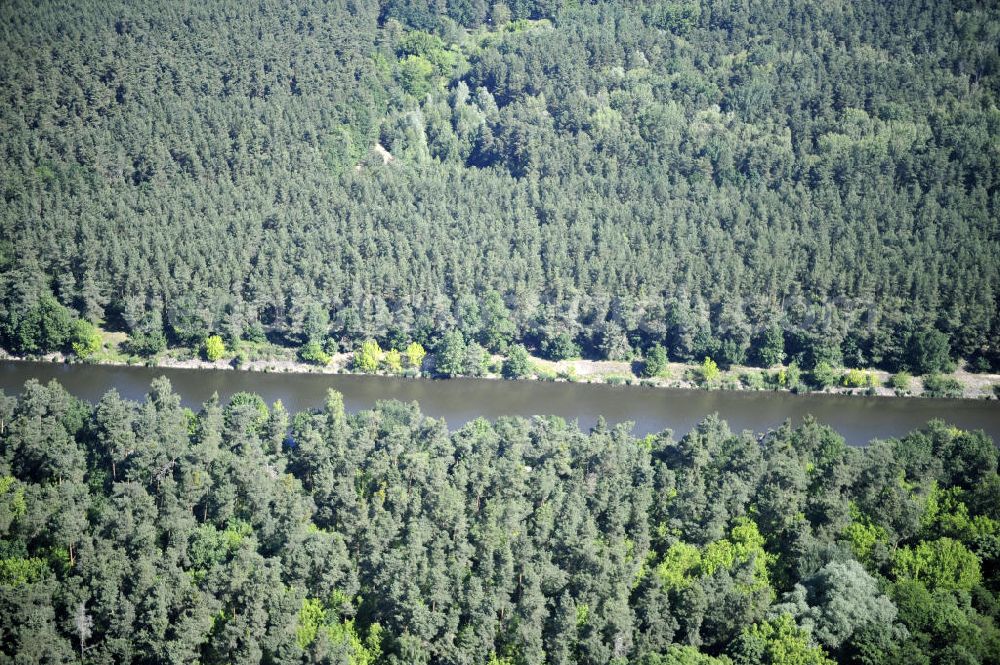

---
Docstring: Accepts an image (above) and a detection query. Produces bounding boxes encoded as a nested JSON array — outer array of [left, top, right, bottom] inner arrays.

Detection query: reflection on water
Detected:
[[1, 360, 998, 446]]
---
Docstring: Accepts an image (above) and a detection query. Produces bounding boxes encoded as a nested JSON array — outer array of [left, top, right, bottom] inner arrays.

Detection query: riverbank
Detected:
[[3, 338, 998, 401]]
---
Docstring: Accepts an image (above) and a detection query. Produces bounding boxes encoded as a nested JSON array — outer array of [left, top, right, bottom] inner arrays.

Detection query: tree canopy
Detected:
[[1, 380, 998, 663], [0, 0, 997, 373]]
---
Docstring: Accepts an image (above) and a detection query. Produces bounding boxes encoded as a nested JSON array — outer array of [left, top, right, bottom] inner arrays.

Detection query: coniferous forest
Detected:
[[1, 0, 999, 373], [1, 380, 999, 664], [3, 1, 1000, 663]]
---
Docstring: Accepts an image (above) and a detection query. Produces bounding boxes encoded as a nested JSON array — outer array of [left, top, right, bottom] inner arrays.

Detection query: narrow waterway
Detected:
[[2, 360, 998, 445]]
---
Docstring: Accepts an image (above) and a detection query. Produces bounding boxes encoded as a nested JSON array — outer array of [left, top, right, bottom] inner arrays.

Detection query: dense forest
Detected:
[[1, 378, 998, 663], [1, 0, 999, 373]]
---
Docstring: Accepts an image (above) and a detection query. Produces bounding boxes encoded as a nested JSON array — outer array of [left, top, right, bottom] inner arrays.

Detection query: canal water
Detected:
[[1, 360, 998, 446]]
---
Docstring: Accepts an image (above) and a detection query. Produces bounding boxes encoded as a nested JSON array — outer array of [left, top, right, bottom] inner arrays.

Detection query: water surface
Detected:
[[2, 360, 998, 446]]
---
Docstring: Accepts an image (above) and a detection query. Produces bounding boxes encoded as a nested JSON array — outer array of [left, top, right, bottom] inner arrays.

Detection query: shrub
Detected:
[[773, 363, 803, 391], [841, 368, 869, 388], [810, 361, 837, 389], [740, 372, 765, 390], [970, 356, 992, 373], [786, 363, 802, 388], [766, 370, 783, 389], [558, 366, 578, 382], [535, 366, 558, 381], [890, 371, 911, 393], [203, 335, 226, 361], [699, 357, 720, 384], [232, 347, 250, 368], [299, 341, 331, 366], [126, 330, 167, 357], [922, 374, 963, 398]]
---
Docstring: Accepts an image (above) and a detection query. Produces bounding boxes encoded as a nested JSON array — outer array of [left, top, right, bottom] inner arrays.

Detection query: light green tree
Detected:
[[842, 503, 888, 564], [700, 517, 774, 592], [892, 537, 982, 591], [296, 597, 325, 649], [383, 348, 403, 373], [655, 541, 701, 591], [405, 341, 427, 370], [699, 357, 720, 384], [296, 597, 382, 664], [397, 55, 435, 97], [203, 335, 225, 361], [841, 368, 869, 388], [730, 613, 834, 665], [70, 320, 102, 359], [354, 339, 383, 373], [490, 2, 511, 28]]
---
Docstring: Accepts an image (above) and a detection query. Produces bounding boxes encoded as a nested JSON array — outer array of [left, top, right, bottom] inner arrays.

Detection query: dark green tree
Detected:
[[503, 343, 531, 379]]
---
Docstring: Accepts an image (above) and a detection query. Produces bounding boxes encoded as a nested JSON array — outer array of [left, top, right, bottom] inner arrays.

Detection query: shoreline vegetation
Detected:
[[4, 329, 998, 401]]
